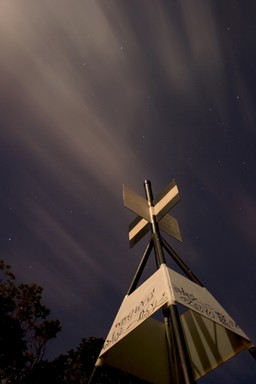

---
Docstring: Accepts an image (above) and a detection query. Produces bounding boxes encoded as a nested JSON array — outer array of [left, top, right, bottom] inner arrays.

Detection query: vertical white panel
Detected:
[[167, 267, 249, 339], [181, 310, 252, 380]]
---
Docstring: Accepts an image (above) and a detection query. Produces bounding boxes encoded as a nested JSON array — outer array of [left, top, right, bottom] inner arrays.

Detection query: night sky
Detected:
[[1, 1, 256, 382]]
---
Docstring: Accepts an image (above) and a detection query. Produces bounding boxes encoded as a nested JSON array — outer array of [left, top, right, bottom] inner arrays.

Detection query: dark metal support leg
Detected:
[[161, 236, 204, 287], [126, 237, 154, 295], [88, 365, 99, 384]]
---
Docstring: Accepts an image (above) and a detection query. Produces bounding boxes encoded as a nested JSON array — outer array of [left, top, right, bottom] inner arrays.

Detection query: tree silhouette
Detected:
[[0, 260, 61, 383], [0, 261, 148, 383], [23, 337, 149, 383]]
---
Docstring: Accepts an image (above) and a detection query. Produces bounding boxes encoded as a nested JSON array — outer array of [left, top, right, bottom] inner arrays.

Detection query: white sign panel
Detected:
[[100, 267, 168, 355], [98, 313, 252, 383], [153, 180, 179, 220], [167, 268, 249, 339], [181, 310, 252, 380], [99, 318, 171, 384]]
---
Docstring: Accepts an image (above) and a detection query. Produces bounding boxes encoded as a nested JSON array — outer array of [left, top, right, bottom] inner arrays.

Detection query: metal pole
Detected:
[[144, 180, 196, 384], [144, 180, 166, 267], [168, 305, 196, 384], [163, 306, 181, 383]]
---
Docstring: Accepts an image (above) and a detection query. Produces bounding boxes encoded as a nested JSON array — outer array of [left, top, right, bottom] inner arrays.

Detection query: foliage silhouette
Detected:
[[0, 261, 148, 383], [0, 260, 61, 383], [25, 337, 149, 383]]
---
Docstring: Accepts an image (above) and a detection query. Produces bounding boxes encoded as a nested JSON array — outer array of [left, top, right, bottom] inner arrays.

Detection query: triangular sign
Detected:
[[96, 265, 253, 383]]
